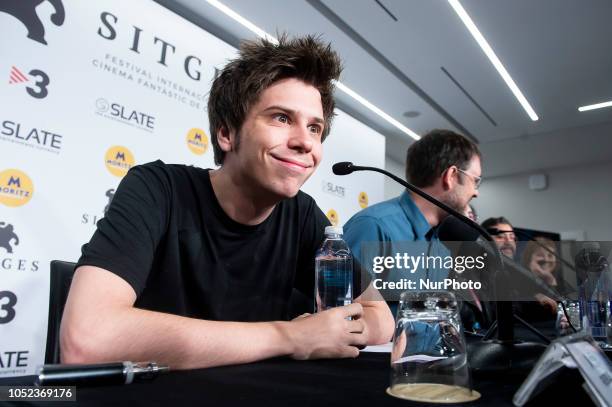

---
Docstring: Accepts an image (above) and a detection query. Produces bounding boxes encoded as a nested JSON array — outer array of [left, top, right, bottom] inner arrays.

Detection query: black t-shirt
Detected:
[[77, 160, 329, 322]]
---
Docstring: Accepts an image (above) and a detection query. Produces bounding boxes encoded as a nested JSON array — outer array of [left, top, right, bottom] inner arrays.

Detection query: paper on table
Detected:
[[392, 355, 447, 364], [360, 342, 393, 353]]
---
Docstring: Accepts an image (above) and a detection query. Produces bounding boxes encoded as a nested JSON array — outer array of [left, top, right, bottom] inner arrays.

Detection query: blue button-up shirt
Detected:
[[344, 191, 449, 299]]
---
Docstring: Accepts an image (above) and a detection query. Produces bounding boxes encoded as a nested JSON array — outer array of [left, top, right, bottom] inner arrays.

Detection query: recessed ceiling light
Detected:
[[578, 100, 612, 112], [205, 0, 420, 140], [448, 0, 539, 122], [403, 111, 421, 118]]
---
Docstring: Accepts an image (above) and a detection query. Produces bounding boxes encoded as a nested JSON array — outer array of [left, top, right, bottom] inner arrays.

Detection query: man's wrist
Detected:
[[271, 320, 296, 358]]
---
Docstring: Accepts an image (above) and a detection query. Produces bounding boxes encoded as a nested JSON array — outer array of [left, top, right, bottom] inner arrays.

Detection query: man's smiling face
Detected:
[[224, 77, 324, 200]]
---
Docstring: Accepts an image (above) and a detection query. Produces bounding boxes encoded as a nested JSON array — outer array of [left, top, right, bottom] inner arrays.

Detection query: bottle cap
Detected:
[[325, 226, 343, 236]]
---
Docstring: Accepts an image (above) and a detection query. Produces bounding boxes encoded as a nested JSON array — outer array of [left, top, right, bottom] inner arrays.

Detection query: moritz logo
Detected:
[[0, 169, 34, 207], [104, 146, 135, 177]]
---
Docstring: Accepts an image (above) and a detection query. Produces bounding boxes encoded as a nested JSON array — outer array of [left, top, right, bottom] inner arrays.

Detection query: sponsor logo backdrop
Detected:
[[0, 0, 385, 376]]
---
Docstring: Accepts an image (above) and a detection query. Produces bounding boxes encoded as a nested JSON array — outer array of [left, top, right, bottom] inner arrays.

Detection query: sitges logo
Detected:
[[0, 221, 40, 273], [97, 11, 202, 82], [105, 146, 135, 177], [81, 188, 115, 227], [96, 98, 155, 132], [0, 0, 65, 45], [0, 222, 19, 254], [104, 188, 115, 214], [0, 169, 34, 207]]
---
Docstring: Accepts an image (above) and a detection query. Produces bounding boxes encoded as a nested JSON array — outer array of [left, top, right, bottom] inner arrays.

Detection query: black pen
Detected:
[[35, 361, 169, 386]]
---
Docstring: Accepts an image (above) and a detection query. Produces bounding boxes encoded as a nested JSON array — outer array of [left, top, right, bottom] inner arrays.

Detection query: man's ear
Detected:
[[441, 166, 456, 191], [216, 125, 234, 153]]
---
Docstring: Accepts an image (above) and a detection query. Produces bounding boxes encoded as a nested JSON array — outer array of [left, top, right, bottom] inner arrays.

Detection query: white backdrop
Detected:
[[0, 0, 384, 377]]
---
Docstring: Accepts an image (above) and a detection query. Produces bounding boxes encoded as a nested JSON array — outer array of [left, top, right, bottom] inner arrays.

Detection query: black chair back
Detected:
[[45, 260, 76, 364]]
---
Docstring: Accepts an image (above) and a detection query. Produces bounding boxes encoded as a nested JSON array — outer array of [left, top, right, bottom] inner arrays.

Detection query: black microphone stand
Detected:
[[336, 162, 551, 376]]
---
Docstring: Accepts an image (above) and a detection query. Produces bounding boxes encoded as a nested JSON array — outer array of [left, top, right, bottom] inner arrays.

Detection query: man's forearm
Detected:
[[61, 266, 369, 370], [61, 307, 294, 369]]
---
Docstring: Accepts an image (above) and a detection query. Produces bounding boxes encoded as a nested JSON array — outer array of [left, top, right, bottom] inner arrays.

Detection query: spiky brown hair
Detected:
[[208, 34, 342, 165]]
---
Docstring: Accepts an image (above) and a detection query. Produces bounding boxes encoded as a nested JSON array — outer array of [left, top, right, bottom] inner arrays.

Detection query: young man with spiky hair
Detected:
[[61, 35, 394, 369]]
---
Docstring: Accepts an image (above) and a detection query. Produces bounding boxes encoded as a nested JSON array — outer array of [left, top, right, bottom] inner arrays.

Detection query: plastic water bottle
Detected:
[[315, 226, 353, 312]]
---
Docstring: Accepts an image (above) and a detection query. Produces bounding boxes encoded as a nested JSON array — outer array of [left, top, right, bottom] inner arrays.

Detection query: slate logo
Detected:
[[95, 98, 156, 133], [326, 209, 339, 226], [0, 349, 29, 376], [322, 180, 345, 198], [358, 192, 368, 208], [0, 222, 40, 272], [0, 169, 34, 207], [186, 128, 208, 155], [96, 98, 110, 113], [0, 0, 65, 45], [7, 66, 51, 99], [1, 119, 63, 154], [104, 146, 135, 177]]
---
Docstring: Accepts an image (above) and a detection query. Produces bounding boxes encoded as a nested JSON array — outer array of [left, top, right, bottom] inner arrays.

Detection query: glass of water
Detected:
[[387, 291, 480, 403]]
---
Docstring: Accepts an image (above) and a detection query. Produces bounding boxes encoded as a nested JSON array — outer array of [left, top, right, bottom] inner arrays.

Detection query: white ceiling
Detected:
[[156, 0, 612, 177]]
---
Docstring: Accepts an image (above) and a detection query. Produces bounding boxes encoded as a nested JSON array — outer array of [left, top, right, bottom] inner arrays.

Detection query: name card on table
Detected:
[[513, 331, 612, 406]]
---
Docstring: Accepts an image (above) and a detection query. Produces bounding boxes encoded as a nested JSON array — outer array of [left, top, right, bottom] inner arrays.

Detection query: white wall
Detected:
[[474, 160, 612, 241], [384, 156, 405, 199]]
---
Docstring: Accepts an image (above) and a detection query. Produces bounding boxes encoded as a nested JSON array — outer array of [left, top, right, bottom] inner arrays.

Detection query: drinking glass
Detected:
[[387, 291, 480, 403]]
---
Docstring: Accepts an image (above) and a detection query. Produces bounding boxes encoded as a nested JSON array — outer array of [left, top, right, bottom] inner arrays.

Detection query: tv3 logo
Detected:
[[0, 291, 17, 324], [25, 69, 50, 99], [9, 66, 50, 99]]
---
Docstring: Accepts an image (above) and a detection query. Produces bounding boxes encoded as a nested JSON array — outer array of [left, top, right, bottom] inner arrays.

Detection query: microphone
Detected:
[[439, 216, 564, 301], [574, 242, 610, 293], [332, 162, 494, 242], [331, 162, 354, 175], [575, 242, 609, 273]]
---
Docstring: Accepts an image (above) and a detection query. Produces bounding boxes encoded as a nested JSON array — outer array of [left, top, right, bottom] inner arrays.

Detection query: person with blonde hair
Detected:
[[516, 237, 561, 322], [521, 237, 560, 287]]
